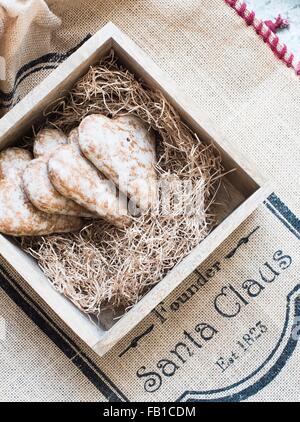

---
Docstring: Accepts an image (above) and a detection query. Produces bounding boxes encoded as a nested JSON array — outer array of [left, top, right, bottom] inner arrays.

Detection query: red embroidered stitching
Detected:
[[224, 0, 300, 75], [245, 11, 255, 26], [238, 2, 247, 17]]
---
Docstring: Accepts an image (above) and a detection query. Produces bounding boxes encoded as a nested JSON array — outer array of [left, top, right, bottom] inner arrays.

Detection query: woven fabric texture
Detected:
[[0, 0, 299, 402]]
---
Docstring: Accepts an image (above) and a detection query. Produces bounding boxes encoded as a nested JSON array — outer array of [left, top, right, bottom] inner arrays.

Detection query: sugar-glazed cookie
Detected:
[[79, 115, 157, 211], [48, 141, 131, 228], [23, 128, 94, 217], [0, 148, 82, 236], [33, 128, 68, 159]]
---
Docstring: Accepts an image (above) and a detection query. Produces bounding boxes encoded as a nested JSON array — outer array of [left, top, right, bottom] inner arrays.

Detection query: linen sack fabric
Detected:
[[0, 0, 299, 402]]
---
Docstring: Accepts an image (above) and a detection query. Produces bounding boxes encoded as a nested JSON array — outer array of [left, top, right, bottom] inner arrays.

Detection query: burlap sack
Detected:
[[0, 0, 299, 402]]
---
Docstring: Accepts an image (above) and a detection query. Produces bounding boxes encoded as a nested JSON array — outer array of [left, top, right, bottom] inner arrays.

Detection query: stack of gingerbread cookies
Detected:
[[0, 115, 157, 236]]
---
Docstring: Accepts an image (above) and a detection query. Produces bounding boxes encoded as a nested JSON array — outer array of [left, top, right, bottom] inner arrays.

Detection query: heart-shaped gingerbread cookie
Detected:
[[79, 115, 157, 211], [33, 128, 68, 158], [48, 132, 131, 229], [0, 148, 82, 236], [23, 128, 94, 217]]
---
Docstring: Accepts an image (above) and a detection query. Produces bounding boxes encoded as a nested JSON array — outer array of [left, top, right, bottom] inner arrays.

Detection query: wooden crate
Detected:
[[0, 23, 271, 356]]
